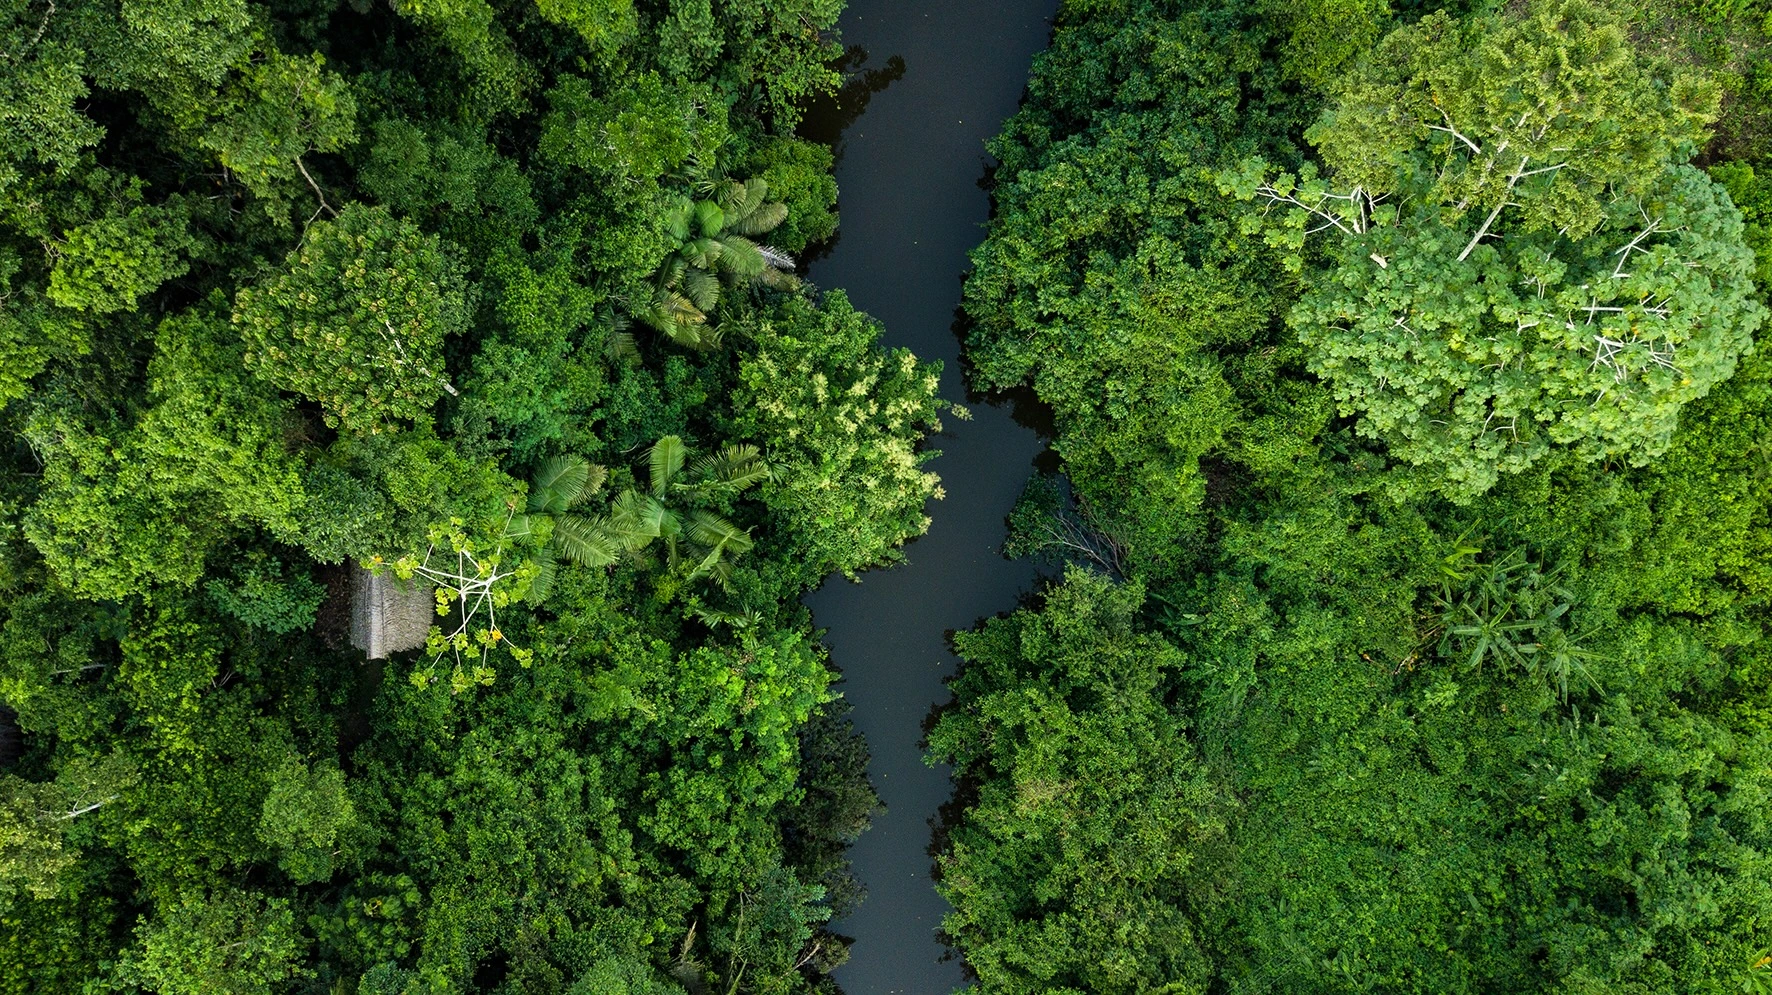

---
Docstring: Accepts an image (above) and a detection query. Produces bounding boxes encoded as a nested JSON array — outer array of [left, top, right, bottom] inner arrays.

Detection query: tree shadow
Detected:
[[798, 46, 910, 158]]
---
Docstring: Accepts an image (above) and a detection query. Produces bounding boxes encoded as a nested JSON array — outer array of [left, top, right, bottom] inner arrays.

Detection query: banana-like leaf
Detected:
[[683, 267, 722, 313], [505, 512, 536, 539], [715, 235, 766, 279], [731, 201, 788, 236], [553, 515, 620, 567], [648, 435, 688, 495], [693, 199, 725, 238]]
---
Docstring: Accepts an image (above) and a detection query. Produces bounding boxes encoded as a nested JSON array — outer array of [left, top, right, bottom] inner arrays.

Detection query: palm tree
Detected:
[[634, 178, 798, 350], [514, 440, 769, 596], [510, 454, 614, 604], [595, 435, 771, 587]]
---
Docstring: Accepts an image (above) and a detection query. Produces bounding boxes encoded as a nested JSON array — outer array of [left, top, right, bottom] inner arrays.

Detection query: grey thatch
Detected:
[[349, 568, 435, 659]]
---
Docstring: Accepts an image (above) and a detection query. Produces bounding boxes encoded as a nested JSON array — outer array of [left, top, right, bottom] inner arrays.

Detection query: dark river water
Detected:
[[799, 2, 1058, 992]]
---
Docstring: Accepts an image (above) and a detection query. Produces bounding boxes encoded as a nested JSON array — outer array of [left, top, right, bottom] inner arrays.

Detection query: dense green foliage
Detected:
[[944, 0, 1772, 991], [0, 2, 925, 992]]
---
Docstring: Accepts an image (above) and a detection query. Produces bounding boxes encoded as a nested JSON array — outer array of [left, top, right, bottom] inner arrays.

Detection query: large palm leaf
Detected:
[[682, 267, 722, 313], [664, 198, 695, 241], [648, 436, 689, 495], [525, 548, 558, 605], [606, 490, 671, 551], [529, 455, 605, 513], [693, 199, 725, 238], [552, 514, 620, 567], [713, 235, 767, 279], [686, 443, 771, 493], [683, 510, 754, 585], [729, 200, 787, 237]]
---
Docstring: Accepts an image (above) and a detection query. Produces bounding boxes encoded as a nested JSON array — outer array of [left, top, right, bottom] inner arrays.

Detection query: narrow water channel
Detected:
[[799, 4, 1058, 992]]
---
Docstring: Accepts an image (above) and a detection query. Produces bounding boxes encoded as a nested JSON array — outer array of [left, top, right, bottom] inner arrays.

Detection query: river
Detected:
[[798, 3, 1059, 993]]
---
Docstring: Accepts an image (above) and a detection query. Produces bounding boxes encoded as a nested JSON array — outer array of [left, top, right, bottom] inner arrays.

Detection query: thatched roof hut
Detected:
[[349, 568, 435, 660]]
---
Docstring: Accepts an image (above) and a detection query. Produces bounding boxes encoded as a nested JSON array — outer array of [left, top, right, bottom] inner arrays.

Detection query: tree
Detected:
[[633, 178, 797, 350], [1226, 0, 1766, 497], [929, 572, 1221, 995], [234, 203, 470, 433], [1285, 164, 1766, 496], [1306, 0, 1718, 254], [112, 888, 306, 995], [0, 755, 136, 909], [580, 435, 771, 589], [194, 50, 358, 216], [257, 754, 356, 885], [23, 311, 307, 600], [731, 291, 947, 584]]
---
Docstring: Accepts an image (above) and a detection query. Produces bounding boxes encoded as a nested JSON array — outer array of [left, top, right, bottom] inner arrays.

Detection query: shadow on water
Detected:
[[799, 47, 910, 156], [795, 3, 1059, 992]]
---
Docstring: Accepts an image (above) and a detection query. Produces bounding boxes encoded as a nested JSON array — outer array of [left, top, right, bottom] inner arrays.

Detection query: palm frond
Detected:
[[640, 289, 707, 333], [605, 491, 669, 552], [667, 319, 722, 351], [553, 514, 620, 567], [757, 243, 796, 271], [687, 443, 771, 492], [649, 435, 689, 495], [685, 510, 754, 556], [683, 267, 722, 313], [531, 455, 600, 513], [665, 198, 695, 242], [693, 199, 725, 238], [525, 554, 557, 605], [681, 237, 723, 271], [715, 235, 766, 279], [607, 329, 640, 362], [738, 178, 769, 219], [715, 178, 749, 213], [731, 201, 788, 236], [656, 256, 689, 291]]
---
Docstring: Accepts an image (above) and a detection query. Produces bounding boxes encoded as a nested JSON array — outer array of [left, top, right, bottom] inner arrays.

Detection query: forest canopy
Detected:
[[0, 1, 926, 992], [945, 0, 1772, 991], [5, 0, 1772, 992]]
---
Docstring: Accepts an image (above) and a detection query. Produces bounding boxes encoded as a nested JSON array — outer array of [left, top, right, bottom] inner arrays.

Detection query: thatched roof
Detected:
[[349, 568, 435, 660]]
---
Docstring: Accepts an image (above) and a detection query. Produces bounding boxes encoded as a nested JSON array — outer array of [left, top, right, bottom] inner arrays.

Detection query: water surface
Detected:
[[800, 3, 1058, 992]]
